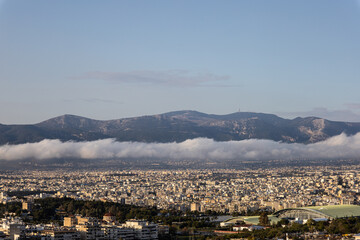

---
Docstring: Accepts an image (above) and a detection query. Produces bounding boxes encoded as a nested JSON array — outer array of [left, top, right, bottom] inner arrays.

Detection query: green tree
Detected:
[[259, 212, 269, 226], [306, 218, 316, 232]]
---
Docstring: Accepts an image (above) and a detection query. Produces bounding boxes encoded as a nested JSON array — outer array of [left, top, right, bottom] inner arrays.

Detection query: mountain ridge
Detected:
[[1, 110, 360, 145]]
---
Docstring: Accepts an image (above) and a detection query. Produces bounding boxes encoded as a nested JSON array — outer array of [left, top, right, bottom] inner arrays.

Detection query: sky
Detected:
[[1, 0, 360, 124]]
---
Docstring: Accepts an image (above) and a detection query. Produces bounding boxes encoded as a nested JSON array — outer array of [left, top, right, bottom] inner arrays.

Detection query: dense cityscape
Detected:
[[1, 166, 360, 212], [1, 166, 360, 239]]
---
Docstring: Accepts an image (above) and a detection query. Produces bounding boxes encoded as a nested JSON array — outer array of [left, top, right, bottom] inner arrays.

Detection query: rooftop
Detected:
[[274, 204, 360, 219], [224, 205, 360, 225]]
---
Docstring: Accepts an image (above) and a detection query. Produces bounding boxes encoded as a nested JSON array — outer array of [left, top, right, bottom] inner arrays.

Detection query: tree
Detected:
[[306, 218, 316, 232], [277, 218, 289, 227], [259, 212, 270, 226], [337, 176, 343, 186]]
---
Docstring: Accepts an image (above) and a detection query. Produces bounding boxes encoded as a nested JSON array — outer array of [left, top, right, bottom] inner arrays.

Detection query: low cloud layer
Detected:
[[1, 133, 360, 161]]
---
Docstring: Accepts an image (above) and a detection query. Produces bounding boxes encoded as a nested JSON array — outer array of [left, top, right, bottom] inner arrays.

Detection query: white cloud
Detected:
[[75, 70, 230, 87], [1, 133, 360, 161], [63, 98, 122, 104]]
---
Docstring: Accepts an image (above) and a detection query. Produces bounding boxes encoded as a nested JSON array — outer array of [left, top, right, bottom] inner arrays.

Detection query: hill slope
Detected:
[[1, 110, 360, 145]]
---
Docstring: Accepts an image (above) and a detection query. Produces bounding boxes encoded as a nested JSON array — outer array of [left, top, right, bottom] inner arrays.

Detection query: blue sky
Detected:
[[1, 0, 360, 124]]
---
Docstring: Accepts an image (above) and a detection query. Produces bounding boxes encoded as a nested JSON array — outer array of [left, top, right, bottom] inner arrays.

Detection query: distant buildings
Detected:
[[2, 167, 360, 215], [190, 202, 201, 212], [21, 201, 33, 212]]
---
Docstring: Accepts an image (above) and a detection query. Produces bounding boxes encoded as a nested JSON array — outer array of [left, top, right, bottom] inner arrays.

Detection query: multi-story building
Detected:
[[75, 217, 105, 240], [122, 220, 158, 240], [102, 225, 134, 240]]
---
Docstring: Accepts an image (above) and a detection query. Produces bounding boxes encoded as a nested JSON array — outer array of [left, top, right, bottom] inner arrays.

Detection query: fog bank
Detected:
[[0, 133, 359, 161]]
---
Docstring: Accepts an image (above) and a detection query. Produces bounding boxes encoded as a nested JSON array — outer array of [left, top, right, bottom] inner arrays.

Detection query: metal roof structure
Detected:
[[274, 204, 360, 220], [223, 205, 360, 225]]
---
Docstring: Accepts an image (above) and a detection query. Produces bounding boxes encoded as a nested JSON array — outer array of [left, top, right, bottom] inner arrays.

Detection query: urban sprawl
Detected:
[[1, 166, 360, 240], [1, 166, 359, 211]]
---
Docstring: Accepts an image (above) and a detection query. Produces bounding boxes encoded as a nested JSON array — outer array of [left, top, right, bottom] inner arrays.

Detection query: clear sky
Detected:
[[1, 0, 360, 124]]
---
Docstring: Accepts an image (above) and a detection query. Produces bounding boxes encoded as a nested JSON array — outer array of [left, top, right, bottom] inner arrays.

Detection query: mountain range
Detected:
[[1, 110, 360, 145]]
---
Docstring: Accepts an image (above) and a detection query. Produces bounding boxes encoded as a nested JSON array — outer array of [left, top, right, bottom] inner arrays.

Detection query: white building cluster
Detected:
[[0, 215, 159, 240]]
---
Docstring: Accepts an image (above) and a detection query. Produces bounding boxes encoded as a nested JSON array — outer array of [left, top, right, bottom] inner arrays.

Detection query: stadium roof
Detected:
[[223, 205, 360, 225], [274, 204, 360, 219]]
